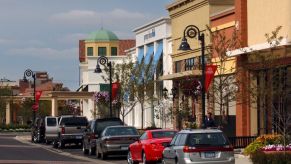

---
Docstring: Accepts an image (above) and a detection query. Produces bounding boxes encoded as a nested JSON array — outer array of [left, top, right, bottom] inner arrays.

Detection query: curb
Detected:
[[15, 135, 114, 164]]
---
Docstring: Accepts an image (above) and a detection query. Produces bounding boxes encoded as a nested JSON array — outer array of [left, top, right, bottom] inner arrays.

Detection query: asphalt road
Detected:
[[0, 133, 252, 164], [0, 134, 90, 163]]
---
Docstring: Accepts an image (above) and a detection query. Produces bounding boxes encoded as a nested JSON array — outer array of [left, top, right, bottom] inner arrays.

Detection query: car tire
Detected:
[[52, 140, 58, 148], [83, 142, 89, 155], [142, 152, 149, 164], [58, 139, 65, 149], [101, 151, 107, 160], [127, 151, 138, 164], [89, 146, 96, 155]]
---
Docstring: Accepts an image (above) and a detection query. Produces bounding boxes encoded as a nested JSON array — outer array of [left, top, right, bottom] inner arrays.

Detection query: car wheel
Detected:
[[89, 146, 96, 155], [58, 139, 65, 149], [142, 152, 148, 164], [82, 142, 89, 155], [52, 140, 58, 148], [127, 151, 138, 164], [101, 151, 107, 160], [161, 159, 166, 164]]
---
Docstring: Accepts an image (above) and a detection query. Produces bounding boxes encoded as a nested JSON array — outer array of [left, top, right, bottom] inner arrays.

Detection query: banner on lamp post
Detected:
[[35, 90, 42, 102], [32, 103, 39, 111], [111, 82, 119, 100], [205, 65, 217, 92]]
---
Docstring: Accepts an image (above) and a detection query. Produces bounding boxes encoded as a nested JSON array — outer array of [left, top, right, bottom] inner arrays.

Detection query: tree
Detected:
[[101, 55, 157, 129], [207, 26, 241, 128]]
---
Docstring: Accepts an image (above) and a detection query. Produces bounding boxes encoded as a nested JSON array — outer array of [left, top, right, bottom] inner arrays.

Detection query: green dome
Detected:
[[86, 29, 119, 42]]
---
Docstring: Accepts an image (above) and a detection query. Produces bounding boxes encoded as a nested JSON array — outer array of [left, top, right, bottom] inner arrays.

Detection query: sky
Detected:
[[0, 0, 173, 90]]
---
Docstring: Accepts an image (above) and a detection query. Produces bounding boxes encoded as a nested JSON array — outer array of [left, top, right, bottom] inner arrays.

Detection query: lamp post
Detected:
[[23, 69, 36, 124], [178, 25, 206, 128], [95, 56, 113, 118]]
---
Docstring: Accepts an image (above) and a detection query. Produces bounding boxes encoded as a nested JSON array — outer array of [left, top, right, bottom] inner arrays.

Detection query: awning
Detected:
[[137, 46, 144, 63], [144, 44, 154, 65], [158, 70, 202, 81], [153, 41, 163, 66]]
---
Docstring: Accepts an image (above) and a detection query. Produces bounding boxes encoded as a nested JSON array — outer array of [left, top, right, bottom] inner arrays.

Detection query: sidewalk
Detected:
[[234, 149, 253, 164]]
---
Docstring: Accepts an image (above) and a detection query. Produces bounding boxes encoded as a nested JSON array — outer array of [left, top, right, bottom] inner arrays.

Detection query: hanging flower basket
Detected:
[[93, 91, 110, 105]]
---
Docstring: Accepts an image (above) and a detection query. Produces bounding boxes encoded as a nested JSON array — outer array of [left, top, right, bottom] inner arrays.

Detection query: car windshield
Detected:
[[47, 118, 57, 126], [105, 127, 138, 136], [60, 117, 87, 126], [186, 133, 229, 147], [152, 131, 177, 138], [95, 120, 123, 135]]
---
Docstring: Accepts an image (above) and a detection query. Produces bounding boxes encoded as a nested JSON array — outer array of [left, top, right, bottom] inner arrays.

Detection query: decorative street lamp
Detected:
[[95, 56, 113, 118], [178, 25, 206, 128], [23, 69, 36, 124]]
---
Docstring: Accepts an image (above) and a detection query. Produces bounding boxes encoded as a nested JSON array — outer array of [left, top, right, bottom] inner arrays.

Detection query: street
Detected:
[[0, 133, 252, 164]]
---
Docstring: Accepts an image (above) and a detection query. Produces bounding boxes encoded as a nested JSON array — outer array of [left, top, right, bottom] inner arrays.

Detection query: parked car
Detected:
[[44, 116, 58, 144], [55, 115, 88, 148], [96, 125, 139, 159], [31, 117, 45, 143], [162, 129, 235, 164], [83, 117, 124, 155], [127, 129, 177, 164]]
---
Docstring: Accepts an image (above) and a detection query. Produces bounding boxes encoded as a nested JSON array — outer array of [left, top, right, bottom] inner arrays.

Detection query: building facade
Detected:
[[124, 17, 173, 129], [78, 29, 135, 120]]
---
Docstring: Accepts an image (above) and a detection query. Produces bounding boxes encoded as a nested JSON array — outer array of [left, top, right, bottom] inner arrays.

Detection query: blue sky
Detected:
[[0, 0, 173, 90]]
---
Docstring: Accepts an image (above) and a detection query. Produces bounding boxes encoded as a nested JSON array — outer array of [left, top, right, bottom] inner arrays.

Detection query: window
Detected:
[[140, 132, 148, 140], [46, 118, 57, 126], [185, 58, 194, 71], [98, 47, 106, 56], [111, 47, 117, 56], [175, 61, 182, 73], [87, 47, 93, 56], [186, 133, 229, 147], [152, 131, 177, 138]]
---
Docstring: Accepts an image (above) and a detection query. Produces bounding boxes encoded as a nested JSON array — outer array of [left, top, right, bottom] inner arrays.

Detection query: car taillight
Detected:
[[61, 127, 65, 134], [183, 146, 197, 152], [183, 145, 234, 153]]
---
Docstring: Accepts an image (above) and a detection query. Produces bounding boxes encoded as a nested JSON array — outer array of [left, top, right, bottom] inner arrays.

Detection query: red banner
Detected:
[[112, 82, 119, 100], [35, 90, 42, 102], [32, 103, 39, 111], [205, 65, 217, 92]]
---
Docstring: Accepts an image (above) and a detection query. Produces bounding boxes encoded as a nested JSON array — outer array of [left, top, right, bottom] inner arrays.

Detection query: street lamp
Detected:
[[178, 25, 206, 128], [95, 56, 113, 118], [23, 69, 36, 124]]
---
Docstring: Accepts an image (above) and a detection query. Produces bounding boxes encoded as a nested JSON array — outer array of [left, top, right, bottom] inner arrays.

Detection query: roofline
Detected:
[[133, 17, 170, 33]]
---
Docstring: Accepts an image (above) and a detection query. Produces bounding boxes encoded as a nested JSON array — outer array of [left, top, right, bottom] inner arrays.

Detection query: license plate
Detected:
[[121, 146, 128, 150], [205, 152, 215, 158], [76, 136, 82, 139]]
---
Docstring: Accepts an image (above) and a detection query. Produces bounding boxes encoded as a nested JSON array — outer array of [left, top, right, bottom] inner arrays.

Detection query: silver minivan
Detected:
[[162, 129, 235, 164], [44, 116, 58, 144]]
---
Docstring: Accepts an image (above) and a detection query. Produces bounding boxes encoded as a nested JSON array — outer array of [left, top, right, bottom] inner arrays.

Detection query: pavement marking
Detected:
[[0, 145, 38, 148], [15, 136, 114, 164], [0, 160, 92, 164]]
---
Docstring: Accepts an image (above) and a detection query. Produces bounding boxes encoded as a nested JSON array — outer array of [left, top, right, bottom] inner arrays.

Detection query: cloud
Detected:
[[57, 33, 89, 45], [0, 38, 15, 45], [49, 8, 149, 27], [7, 47, 78, 60]]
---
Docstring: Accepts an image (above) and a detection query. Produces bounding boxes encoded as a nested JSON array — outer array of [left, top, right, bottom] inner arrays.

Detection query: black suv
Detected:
[[82, 117, 124, 155], [31, 117, 45, 143]]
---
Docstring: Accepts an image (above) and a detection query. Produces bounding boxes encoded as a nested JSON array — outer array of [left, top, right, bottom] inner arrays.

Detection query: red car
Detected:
[[127, 129, 177, 164]]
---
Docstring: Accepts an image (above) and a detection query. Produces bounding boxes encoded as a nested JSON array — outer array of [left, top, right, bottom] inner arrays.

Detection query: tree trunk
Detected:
[[141, 102, 144, 129]]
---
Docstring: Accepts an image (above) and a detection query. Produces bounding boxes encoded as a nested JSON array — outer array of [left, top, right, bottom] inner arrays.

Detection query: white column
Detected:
[[6, 102, 11, 125], [51, 98, 58, 116]]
